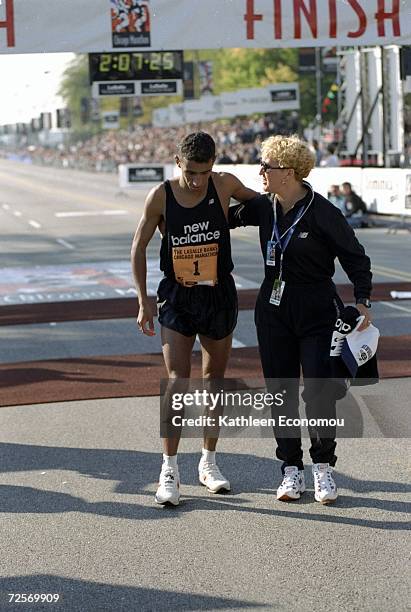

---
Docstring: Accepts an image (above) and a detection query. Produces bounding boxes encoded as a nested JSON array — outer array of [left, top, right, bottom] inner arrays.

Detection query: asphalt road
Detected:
[[1, 159, 411, 284], [0, 394, 409, 612], [0, 159, 410, 611], [1, 158, 411, 363]]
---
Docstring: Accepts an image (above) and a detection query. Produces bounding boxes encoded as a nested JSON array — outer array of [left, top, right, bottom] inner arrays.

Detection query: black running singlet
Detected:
[[159, 178, 233, 286]]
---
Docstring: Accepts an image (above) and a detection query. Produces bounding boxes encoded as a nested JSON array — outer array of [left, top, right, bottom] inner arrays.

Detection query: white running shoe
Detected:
[[198, 460, 231, 493], [312, 463, 338, 504], [276, 466, 306, 501], [155, 466, 180, 506]]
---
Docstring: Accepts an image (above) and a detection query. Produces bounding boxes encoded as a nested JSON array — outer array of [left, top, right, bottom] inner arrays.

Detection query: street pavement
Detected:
[[0, 160, 410, 611], [0, 395, 409, 611]]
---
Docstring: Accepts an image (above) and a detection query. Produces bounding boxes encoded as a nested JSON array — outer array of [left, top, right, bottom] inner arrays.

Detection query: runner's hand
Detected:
[[137, 303, 156, 336]]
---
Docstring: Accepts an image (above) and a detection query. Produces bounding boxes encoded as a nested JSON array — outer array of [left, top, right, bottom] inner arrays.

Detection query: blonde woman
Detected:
[[230, 135, 372, 504]]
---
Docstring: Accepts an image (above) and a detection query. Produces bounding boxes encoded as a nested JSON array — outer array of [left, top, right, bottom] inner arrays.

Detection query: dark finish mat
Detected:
[[0, 336, 409, 407], [0, 283, 410, 326]]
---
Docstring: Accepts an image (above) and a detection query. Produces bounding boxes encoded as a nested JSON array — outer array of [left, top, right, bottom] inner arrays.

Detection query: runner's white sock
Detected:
[[163, 454, 178, 469], [202, 449, 216, 463]]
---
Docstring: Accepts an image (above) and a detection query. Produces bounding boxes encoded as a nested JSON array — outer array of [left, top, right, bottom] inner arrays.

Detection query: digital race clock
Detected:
[[89, 51, 183, 83]]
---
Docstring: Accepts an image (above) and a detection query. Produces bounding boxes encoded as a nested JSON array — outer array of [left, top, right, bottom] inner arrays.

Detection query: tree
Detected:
[[212, 48, 297, 93], [58, 55, 97, 138]]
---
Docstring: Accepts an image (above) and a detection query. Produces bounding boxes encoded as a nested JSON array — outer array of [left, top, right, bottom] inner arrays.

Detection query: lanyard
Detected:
[[270, 183, 315, 248], [270, 184, 315, 281], [271, 202, 306, 252]]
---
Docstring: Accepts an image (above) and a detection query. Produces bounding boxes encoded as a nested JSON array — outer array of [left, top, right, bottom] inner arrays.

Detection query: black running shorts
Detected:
[[157, 275, 238, 340]]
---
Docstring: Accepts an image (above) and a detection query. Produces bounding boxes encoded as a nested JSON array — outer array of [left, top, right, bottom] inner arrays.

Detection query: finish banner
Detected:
[[0, 0, 410, 54]]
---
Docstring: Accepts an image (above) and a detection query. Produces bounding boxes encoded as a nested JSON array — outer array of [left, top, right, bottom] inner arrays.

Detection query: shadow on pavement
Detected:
[[0, 367, 121, 389], [0, 574, 265, 611], [0, 444, 409, 530]]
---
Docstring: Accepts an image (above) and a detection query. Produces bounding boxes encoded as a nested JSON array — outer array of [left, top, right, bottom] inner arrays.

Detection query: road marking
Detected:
[[2, 204, 10, 210], [372, 265, 411, 282], [56, 238, 75, 250], [352, 393, 385, 438], [13, 210, 22, 217], [380, 301, 411, 314], [28, 220, 41, 229], [55, 210, 128, 218], [0, 169, 138, 213]]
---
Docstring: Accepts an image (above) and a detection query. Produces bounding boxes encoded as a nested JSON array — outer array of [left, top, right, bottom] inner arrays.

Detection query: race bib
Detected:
[[172, 243, 218, 286]]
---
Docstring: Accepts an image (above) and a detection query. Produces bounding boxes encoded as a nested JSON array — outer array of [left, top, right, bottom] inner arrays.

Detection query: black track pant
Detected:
[[255, 282, 342, 472]]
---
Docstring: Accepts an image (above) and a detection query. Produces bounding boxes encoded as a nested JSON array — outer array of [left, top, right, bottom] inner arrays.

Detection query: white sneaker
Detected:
[[198, 460, 231, 493], [155, 466, 180, 506], [276, 466, 306, 501], [312, 463, 338, 504]]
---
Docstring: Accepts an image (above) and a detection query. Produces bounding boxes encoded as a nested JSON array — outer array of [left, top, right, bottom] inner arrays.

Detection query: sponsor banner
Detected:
[[1, 1, 409, 54], [132, 97, 143, 117], [95, 81, 137, 96], [128, 165, 164, 183], [235, 84, 300, 114], [111, 0, 151, 49], [40, 112, 52, 130], [361, 168, 408, 215], [152, 106, 170, 128], [118, 162, 173, 188], [166, 102, 186, 127], [102, 110, 119, 129], [199, 60, 214, 95], [219, 91, 240, 119], [152, 84, 299, 127], [176, 97, 222, 124], [183, 61, 195, 100], [270, 88, 297, 102], [56, 108, 71, 129], [140, 80, 178, 95], [93, 80, 181, 97]]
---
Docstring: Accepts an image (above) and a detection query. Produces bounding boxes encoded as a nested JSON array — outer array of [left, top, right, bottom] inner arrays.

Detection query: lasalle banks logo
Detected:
[[128, 166, 164, 182]]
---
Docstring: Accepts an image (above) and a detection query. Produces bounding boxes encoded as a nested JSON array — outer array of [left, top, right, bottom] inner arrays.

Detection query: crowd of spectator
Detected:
[[0, 112, 301, 173]]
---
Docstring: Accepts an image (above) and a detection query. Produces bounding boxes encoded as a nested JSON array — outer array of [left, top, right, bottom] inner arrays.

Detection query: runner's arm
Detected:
[[130, 185, 164, 335], [227, 173, 259, 202], [228, 194, 271, 228]]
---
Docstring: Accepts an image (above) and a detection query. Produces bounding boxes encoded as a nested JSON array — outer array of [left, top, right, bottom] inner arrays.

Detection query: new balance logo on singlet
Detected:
[[171, 221, 221, 246], [160, 178, 233, 286]]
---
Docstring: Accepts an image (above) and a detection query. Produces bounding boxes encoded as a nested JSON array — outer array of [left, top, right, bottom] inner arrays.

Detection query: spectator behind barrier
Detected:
[[341, 182, 370, 229], [328, 184, 346, 214]]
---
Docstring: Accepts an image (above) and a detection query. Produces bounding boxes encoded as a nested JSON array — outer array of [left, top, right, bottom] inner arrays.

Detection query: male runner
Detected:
[[131, 132, 257, 505]]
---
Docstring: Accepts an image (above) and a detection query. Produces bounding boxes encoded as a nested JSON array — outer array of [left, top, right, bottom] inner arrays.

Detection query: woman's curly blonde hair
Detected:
[[261, 135, 315, 181]]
